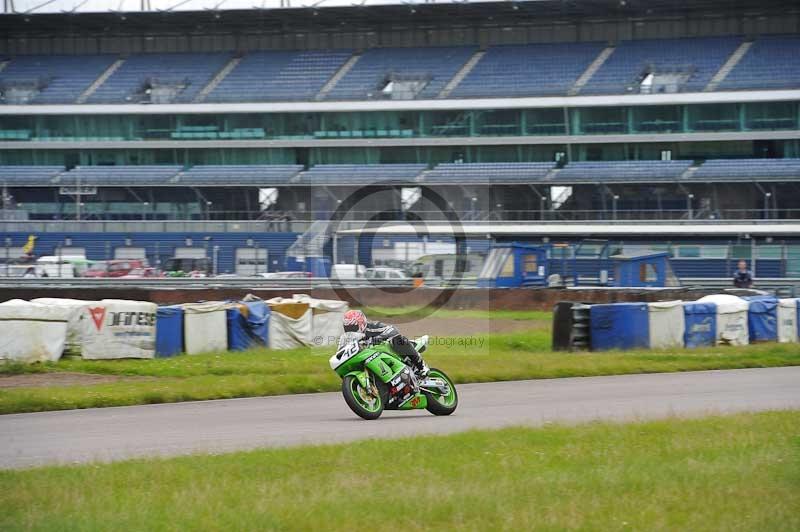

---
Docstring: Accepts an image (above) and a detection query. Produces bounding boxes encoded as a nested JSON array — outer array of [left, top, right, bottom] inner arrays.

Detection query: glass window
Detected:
[[522, 254, 538, 273], [479, 248, 511, 279], [640, 263, 657, 282], [756, 245, 782, 259], [500, 253, 515, 278]]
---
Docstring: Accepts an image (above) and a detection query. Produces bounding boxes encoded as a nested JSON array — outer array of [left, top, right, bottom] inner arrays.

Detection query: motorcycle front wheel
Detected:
[[423, 368, 458, 416], [342, 374, 386, 420]]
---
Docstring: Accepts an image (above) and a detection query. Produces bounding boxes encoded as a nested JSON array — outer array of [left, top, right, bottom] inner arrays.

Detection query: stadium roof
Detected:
[[0, 0, 792, 37], [337, 221, 800, 237]]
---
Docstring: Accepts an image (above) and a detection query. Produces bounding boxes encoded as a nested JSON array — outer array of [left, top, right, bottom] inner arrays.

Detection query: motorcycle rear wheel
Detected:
[[342, 374, 386, 420], [423, 368, 458, 416]]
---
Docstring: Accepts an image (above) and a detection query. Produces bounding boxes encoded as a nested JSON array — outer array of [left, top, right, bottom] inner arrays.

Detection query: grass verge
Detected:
[[1, 330, 799, 414], [2, 410, 798, 530], [364, 306, 553, 321]]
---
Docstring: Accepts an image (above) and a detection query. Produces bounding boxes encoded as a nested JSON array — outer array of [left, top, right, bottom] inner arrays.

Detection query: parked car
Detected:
[[259, 271, 313, 279], [163, 258, 210, 276], [331, 264, 367, 279], [35, 256, 93, 278], [365, 267, 409, 280], [83, 259, 148, 278], [119, 267, 160, 279]]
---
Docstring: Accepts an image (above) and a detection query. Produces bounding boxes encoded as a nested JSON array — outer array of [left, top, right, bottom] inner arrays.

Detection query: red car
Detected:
[[82, 259, 149, 278]]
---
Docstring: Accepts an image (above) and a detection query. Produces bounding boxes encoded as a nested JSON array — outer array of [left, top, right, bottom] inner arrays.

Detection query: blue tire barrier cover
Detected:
[[227, 301, 271, 351], [590, 303, 649, 351], [155, 305, 184, 358], [243, 300, 270, 346], [743, 296, 779, 343], [683, 302, 717, 348], [227, 307, 251, 351]]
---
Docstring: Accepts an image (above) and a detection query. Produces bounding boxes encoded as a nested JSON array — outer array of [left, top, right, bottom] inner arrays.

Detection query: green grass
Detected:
[[2, 410, 798, 531], [1, 330, 799, 414], [364, 306, 553, 321]]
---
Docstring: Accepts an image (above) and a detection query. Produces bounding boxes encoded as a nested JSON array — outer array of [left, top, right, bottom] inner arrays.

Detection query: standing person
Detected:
[[732, 259, 753, 288], [22, 266, 36, 278]]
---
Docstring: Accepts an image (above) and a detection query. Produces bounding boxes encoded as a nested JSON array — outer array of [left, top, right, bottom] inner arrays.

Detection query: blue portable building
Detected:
[[477, 243, 549, 288], [683, 302, 717, 348], [155, 305, 184, 357], [611, 252, 680, 288], [590, 303, 650, 351]]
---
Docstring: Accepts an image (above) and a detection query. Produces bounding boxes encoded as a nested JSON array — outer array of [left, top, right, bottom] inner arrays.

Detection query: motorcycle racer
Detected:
[[342, 309, 429, 377]]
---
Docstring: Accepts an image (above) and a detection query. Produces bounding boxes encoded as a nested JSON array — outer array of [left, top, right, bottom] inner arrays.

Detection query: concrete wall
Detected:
[[0, 286, 723, 310]]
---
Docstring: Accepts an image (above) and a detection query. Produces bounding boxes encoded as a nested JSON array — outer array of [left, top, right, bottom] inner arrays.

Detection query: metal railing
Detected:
[[3, 209, 800, 233], [0, 276, 798, 294]]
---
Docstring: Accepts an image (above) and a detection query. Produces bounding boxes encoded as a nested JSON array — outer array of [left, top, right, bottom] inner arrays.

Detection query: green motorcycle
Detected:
[[330, 333, 458, 420]]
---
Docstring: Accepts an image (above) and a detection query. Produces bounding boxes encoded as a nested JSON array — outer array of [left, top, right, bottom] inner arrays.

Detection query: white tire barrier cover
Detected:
[[266, 297, 313, 349], [696, 294, 749, 346], [31, 298, 97, 354], [648, 300, 685, 349], [182, 301, 232, 355], [80, 299, 156, 359], [292, 294, 348, 346], [778, 298, 800, 343], [0, 299, 70, 363]]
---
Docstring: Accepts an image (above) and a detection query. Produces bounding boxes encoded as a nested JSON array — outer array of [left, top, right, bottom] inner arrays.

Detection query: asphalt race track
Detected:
[[1, 367, 798, 469]]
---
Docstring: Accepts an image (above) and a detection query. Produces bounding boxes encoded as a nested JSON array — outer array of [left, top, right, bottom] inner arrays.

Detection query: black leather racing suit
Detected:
[[363, 321, 424, 371]]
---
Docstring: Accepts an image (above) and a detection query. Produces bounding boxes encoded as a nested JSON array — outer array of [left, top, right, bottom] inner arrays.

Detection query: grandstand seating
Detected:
[[325, 46, 475, 100], [88, 53, 231, 104], [720, 35, 800, 91], [581, 37, 741, 94], [452, 43, 603, 98], [423, 162, 555, 183], [553, 160, 693, 182], [178, 165, 304, 185], [0, 55, 116, 104], [58, 166, 182, 186], [297, 164, 427, 184], [0, 165, 64, 185], [691, 159, 800, 181], [2, 35, 799, 104], [207, 50, 352, 102], [4, 160, 800, 187]]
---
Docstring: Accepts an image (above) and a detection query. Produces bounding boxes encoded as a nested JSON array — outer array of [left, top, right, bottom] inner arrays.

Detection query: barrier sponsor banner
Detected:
[[744, 296, 778, 343], [777, 298, 800, 343], [80, 299, 156, 359], [697, 294, 749, 346], [683, 302, 717, 348]]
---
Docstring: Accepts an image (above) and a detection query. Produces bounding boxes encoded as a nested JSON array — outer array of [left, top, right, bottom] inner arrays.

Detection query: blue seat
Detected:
[[453, 42, 603, 98], [582, 36, 741, 94], [325, 46, 476, 100], [208, 50, 353, 102]]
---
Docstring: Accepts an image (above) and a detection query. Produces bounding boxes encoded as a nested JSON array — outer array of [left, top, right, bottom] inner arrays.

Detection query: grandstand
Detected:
[[0, 0, 798, 277]]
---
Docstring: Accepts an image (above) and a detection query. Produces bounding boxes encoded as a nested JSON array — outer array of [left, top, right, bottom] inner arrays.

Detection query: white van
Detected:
[[331, 264, 367, 279], [34, 256, 90, 278]]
